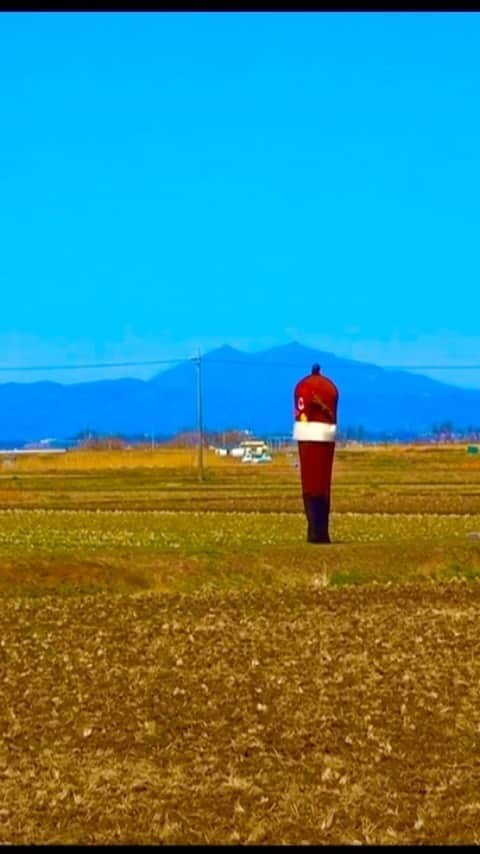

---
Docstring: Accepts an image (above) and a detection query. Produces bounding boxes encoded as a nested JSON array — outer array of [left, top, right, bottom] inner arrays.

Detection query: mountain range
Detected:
[[0, 342, 479, 442]]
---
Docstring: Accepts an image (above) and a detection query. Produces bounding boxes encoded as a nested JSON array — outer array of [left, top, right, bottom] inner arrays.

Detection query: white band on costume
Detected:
[[293, 421, 337, 442]]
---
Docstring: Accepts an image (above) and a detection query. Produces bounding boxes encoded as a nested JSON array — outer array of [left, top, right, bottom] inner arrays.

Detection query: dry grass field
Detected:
[[1, 444, 480, 843]]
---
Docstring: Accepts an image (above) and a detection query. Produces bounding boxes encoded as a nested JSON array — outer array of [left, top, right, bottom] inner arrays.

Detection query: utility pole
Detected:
[[194, 350, 204, 481]]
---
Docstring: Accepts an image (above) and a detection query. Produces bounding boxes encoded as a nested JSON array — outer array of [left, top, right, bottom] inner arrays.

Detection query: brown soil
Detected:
[[1, 581, 480, 844]]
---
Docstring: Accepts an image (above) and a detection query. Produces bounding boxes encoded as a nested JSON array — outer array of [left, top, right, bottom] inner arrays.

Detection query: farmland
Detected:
[[1, 444, 480, 843]]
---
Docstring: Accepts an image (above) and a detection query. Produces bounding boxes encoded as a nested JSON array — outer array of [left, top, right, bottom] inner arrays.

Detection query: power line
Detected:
[[376, 365, 480, 370], [0, 357, 191, 373], [206, 360, 480, 370], [0, 356, 479, 373]]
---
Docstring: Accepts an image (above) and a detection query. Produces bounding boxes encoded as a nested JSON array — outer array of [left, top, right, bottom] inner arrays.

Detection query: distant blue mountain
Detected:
[[0, 342, 479, 441]]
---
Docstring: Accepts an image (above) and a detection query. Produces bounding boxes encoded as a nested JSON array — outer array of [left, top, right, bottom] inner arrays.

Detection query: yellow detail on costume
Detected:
[[300, 413, 308, 422]]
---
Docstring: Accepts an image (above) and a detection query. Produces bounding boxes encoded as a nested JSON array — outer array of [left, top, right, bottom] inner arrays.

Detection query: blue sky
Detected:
[[1, 11, 479, 387]]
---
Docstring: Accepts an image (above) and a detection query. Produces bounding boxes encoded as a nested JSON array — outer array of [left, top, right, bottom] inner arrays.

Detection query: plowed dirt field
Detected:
[[2, 581, 480, 844]]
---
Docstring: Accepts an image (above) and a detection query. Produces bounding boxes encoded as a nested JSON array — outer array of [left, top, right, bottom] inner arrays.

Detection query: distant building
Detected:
[[229, 439, 272, 462]]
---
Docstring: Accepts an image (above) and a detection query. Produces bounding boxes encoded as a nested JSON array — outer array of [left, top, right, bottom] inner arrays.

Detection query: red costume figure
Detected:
[[293, 363, 339, 543]]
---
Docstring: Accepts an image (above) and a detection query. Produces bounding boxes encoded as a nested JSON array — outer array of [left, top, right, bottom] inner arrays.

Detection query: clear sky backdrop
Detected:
[[1, 11, 479, 387]]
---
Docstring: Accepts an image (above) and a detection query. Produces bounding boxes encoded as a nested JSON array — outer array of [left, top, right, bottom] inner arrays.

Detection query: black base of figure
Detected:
[[303, 495, 331, 543]]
